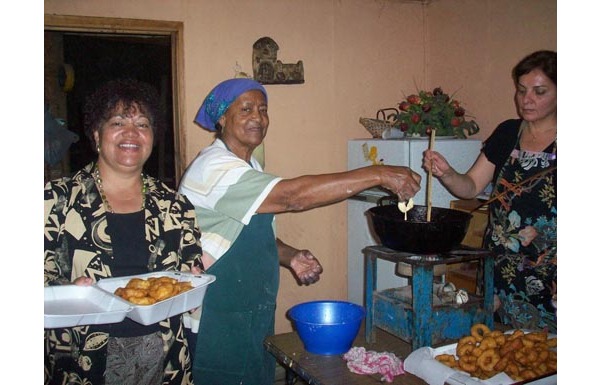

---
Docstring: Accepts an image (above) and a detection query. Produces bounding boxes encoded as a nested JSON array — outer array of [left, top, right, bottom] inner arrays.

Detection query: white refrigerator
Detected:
[[346, 138, 482, 306]]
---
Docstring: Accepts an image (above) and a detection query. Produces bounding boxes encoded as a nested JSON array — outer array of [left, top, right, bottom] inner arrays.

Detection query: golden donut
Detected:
[[457, 335, 477, 347], [515, 347, 538, 366], [500, 337, 523, 356], [478, 336, 497, 350], [457, 343, 475, 357], [470, 323, 491, 341], [476, 349, 500, 372], [471, 346, 484, 358], [458, 355, 478, 373], [493, 356, 509, 372], [505, 362, 520, 378]]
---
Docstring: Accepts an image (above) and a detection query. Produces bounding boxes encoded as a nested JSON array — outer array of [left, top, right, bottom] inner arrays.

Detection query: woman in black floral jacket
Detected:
[[44, 79, 206, 385]]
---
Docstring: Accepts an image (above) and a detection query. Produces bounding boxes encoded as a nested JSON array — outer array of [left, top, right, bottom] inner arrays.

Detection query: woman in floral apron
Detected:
[[423, 50, 557, 332]]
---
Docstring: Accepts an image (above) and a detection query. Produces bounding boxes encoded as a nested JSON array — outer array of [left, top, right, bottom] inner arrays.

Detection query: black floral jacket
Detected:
[[44, 162, 203, 385]]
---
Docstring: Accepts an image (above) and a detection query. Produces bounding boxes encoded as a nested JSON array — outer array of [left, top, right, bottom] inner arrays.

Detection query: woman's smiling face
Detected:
[[219, 90, 269, 154], [94, 102, 154, 172]]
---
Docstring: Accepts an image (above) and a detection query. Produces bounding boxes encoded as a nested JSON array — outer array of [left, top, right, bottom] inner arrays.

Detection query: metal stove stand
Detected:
[[364, 245, 494, 351]]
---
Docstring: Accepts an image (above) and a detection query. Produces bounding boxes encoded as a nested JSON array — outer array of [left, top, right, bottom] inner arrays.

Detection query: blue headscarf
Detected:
[[194, 78, 268, 131]]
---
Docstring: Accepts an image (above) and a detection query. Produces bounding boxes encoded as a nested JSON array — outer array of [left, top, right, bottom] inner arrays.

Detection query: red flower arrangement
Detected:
[[394, 87, 480, 138]]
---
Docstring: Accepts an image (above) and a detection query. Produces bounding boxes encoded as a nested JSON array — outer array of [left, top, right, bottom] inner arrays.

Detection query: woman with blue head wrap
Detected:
[[179, 78, 422, 385], [194, 78, 267, 132]]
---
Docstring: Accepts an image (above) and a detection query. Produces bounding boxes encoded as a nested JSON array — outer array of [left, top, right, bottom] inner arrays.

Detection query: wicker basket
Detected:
[[359, 108, 399, 138]]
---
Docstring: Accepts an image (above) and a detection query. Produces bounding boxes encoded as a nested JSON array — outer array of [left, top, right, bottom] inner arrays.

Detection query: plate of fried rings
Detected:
[[405, 323, 556, 385], [436, 323, 556, 384]]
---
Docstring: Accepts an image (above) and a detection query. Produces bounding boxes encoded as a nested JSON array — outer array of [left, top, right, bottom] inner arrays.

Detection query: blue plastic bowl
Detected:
[[288, 300, 365, 355]]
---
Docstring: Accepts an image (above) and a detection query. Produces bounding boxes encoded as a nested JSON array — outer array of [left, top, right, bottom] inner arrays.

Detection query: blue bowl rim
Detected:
[[287, 300, 365, 326]]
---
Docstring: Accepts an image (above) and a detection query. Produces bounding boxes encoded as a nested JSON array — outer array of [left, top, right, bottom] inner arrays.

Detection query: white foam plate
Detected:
[[96, 272, 216, 326], [44, 285, 132, 329]]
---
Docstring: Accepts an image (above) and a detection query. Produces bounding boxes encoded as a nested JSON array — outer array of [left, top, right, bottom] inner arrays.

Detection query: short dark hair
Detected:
[[512, 50, 557, 85], [83, 79, 163, 146]]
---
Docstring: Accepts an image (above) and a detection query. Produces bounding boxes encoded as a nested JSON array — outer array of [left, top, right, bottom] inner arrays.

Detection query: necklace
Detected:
[[93, 164, 147, 213]]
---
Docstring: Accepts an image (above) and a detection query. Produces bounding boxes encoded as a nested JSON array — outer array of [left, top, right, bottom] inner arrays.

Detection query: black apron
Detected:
[[193, 213, 279, 385]]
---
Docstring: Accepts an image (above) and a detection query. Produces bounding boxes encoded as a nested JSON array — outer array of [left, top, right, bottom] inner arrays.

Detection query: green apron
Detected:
[[193, 213, 279, 385]]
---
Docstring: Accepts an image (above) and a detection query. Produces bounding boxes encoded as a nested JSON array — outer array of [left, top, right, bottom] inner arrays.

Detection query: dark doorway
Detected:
[[45, 31, 176, 189]]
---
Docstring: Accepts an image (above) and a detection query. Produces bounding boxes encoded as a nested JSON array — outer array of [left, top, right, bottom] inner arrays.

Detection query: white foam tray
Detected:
[[96, 272, 216, 326], [45, 272, 216, 328], [44, 285, 132, 329]]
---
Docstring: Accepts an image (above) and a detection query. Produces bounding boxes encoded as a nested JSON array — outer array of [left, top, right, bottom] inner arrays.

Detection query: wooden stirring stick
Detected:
[[426, 129, 436, 222]]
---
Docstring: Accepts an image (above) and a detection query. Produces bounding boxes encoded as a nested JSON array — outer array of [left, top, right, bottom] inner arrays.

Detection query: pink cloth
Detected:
[[343, 346, 405, 383]]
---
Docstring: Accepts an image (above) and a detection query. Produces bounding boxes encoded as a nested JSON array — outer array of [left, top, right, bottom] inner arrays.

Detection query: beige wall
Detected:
[[44, 0, 556, 333], [426, 0, 557, 138]]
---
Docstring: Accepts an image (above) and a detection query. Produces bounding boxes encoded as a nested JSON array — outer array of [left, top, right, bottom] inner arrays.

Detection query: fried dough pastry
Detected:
[[114, 276, 194, 305]]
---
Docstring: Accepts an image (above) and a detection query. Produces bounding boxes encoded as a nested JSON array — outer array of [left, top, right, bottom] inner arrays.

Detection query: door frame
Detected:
[[44, 14, 187, 182]]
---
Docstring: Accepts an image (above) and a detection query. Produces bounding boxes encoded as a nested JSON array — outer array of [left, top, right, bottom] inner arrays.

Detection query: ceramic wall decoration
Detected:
[[253, 36, 304, 84]]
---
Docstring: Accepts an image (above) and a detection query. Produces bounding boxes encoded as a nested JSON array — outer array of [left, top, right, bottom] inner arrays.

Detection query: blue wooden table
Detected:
[[364, 245, 494, 351]]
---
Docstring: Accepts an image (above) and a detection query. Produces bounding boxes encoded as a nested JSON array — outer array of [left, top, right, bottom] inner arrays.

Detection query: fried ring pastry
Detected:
[[476, 349, 500, 372], [457, 335, 477, 347], [493, 356, 509, 372], [457, 343, 475, 357], [479, 336, 497, 350], [470, 323, 491, 341], [504, 362, 520, 379], [471, 346, 484, 358], [458, 355, 478, 373], [500, 337, 523, 356]]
